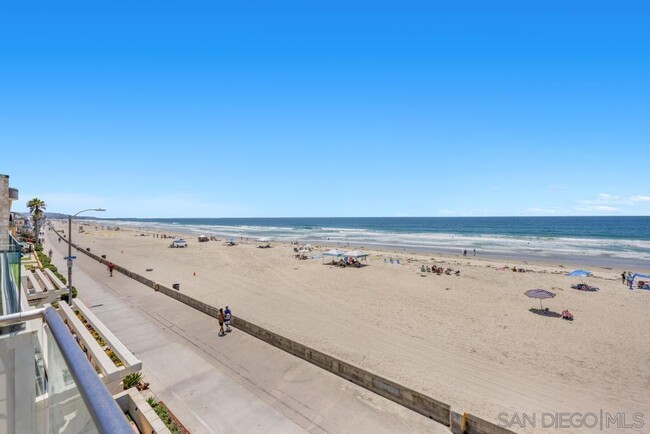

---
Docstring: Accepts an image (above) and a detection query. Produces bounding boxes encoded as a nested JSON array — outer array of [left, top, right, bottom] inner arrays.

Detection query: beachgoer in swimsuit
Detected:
[[217, 309, 225, 336]]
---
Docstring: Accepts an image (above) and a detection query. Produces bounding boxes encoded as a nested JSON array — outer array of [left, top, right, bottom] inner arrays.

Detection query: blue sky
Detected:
[[2, 1, 649, 218]]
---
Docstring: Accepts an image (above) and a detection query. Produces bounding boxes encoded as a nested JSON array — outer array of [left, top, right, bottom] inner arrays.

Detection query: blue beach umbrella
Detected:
[[524, 289, 556, 310], [567, 269, 592, 277], [567, 269, 592, 285]]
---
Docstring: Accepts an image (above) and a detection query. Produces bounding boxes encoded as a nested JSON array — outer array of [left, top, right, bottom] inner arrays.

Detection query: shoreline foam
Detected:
[[95, 218, 650, 271]]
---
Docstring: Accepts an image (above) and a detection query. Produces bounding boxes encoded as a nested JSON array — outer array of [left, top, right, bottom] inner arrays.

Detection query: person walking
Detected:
[[217, 308, 226, 336], [107, 262, 115, 277], [224, 306, 232, 333], [621, 271, 626, 284]]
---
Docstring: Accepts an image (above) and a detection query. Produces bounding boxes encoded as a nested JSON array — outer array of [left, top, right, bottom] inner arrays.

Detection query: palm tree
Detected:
[[27, 198, 46, 244]]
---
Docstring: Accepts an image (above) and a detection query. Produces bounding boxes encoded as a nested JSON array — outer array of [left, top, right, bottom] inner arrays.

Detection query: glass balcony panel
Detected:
[[0, 233, 22, 317], [45, 327, 99, 434]]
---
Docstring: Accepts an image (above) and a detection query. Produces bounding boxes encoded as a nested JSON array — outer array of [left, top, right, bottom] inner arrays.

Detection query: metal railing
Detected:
[[0, 307, 133, 434]]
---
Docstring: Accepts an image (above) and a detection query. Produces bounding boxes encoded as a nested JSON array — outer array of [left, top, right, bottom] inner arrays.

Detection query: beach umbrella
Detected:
[[524, 289, 556, 309], [567, 269, 592, 277], [567, 269, 592, 284]]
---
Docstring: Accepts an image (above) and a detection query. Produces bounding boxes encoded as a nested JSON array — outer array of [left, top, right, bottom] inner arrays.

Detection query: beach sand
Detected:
[[54, 222, 650, 432]]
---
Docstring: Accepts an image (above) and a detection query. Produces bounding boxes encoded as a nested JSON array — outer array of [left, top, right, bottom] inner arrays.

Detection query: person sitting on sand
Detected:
[[561, 309, 574, 321], [420, 265, 425, 272], [425, 266, 431, 273]]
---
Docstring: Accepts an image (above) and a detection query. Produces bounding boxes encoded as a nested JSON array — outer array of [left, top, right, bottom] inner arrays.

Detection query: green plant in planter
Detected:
[[146, 397, 157, 407], [123, 372, 143, 390]]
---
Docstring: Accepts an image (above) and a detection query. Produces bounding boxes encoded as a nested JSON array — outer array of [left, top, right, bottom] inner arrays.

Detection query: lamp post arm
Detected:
[[73, 208, 105, 217], [67, 208, 106, 294]]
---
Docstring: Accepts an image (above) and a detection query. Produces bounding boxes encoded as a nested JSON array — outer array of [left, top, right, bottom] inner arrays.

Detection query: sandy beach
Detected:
[[52, 222, 650, 433]]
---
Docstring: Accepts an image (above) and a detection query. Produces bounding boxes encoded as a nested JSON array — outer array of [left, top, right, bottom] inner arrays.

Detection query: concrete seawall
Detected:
[[53, 227, 515, 434]]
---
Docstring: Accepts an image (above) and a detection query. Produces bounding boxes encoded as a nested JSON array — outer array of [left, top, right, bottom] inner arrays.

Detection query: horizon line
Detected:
[[43, 214, 650, 219]]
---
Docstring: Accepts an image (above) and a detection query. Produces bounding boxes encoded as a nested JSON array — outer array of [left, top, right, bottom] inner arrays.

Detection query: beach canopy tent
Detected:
[[630, 273, 650, 281], [342, 250, 368, 259], [343, 250, 369, 265], [257, 237, 272, 247], [630, 273, 650, 288], [323, 249, 345, 257], [322, 249, 345, 263], [524, 289, 556, 310]]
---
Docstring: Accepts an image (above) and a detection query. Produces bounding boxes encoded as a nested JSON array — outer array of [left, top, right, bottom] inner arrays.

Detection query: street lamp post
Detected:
[[67, 208, 106, 294]]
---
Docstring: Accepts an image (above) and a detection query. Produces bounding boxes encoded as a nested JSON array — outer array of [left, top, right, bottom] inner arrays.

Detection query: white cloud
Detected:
[[527, 208, 558, 214], [575, 205, 621, 213], [597, 193, 619, 201], [579, 193, 620, 205], [578, 193, 650, 210], [438, 209, 456, 215], [593, 205, 619, 212], [575, 205, 620, 213]]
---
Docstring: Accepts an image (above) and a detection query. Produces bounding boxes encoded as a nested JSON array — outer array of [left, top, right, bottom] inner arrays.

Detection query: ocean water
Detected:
[[97, 217, 650, 265]]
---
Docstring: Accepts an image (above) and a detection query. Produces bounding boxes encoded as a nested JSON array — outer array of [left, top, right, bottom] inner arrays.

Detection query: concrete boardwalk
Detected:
[[46, 231, 447, 433]]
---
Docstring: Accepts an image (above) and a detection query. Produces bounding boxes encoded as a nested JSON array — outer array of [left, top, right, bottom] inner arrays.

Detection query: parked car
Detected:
[[170, 239, 188, 248]]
